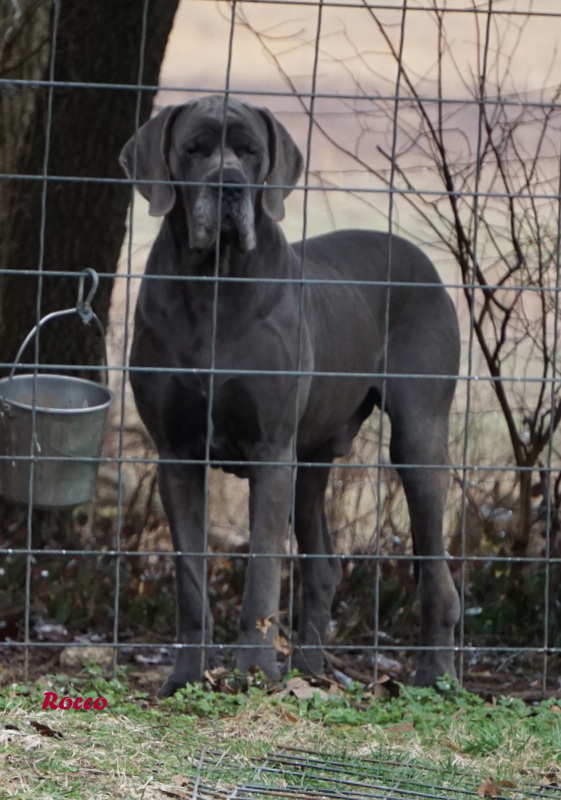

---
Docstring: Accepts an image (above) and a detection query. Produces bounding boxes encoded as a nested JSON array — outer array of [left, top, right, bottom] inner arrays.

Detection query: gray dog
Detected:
[[120, 94, 460, 698]]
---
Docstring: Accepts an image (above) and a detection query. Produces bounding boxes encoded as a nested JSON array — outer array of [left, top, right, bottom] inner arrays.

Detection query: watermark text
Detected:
[[42, 692, 107, 711]]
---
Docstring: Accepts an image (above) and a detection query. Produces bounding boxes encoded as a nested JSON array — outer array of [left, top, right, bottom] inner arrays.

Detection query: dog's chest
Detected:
[[140, 278, 303, 379], [156, 370, 276, 472], [133, 298, 299, 462]]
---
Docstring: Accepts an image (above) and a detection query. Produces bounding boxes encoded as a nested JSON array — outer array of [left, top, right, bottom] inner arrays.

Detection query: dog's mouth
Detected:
[[193, 229, 248, 257], [188, 189, 256, 254]]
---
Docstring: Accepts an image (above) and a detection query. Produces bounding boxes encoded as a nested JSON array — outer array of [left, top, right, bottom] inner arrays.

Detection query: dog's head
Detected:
[[119, 95, 303, 253]]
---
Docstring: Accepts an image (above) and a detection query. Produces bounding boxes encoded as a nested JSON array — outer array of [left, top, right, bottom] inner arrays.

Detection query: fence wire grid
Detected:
[[154, 747, 561, 800], [0, 0, 560, 698]]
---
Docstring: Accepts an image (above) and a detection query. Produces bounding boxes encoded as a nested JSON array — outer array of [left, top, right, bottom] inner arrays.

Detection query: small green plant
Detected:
[[164, 682, 248, 717]]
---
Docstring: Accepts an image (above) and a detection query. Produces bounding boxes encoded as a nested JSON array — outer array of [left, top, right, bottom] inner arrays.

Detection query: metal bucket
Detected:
[[0, 269, 113, 508], [0, 374, 112, 508]]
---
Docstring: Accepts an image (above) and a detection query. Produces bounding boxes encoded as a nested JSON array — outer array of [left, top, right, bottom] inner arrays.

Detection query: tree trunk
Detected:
[[0, 0, 179, 536], [0, 0, 179, 373]]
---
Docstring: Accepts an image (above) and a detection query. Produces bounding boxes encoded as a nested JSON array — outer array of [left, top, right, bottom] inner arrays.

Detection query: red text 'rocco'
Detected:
[[42, 692, 107, 711]]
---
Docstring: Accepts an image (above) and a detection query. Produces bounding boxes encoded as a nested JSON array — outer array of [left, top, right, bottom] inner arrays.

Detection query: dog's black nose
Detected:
[[210, 168, 246, 195]]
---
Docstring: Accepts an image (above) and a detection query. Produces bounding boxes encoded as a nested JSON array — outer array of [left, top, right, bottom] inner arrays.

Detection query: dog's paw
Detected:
[[157, 677, 189, 698], [412, 654, 457, 688], [235, 646, 281, 679], [289, 648, 325, 677]]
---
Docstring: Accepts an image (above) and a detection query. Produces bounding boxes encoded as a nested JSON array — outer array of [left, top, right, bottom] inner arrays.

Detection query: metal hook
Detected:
[[0, 267, 109, 392], [76, 268, 99, 324]]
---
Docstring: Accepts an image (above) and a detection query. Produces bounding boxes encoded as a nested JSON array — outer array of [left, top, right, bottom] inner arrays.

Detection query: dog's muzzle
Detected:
[[188, 168, 257, 253]]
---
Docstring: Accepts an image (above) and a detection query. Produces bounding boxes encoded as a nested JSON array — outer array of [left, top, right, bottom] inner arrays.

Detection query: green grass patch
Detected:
[[0, 670, 559, 799]]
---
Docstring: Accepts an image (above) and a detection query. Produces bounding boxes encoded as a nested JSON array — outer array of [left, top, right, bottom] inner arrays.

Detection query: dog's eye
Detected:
[[185, 140, 212, 157], [237, 142, 259, 156]]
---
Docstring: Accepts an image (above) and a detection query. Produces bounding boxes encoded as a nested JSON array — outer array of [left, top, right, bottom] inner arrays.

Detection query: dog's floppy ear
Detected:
[[257, 107, 304, 222], [119, 105, 182, 217]]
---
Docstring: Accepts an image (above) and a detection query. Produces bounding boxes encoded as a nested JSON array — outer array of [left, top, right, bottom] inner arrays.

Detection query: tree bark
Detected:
[[0, 0, 179, 375]]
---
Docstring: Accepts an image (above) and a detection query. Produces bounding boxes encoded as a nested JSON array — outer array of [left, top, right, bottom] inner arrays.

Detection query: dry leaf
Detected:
[[280, 676, 328, 701], [477, 777, 500, 798], [373, 683, 389, 700], [255, 616, 274, 636], [29, 720, 63, 739], [372, 674, 400, 700], [279, 710, 298, 723], [203, 667, 229, 686], [496, 780, 516, 789], [272, 634, 292, 655], [287, 677, 315, 700], [273, 677, 300, 698], [387, 721, 414, 734], [171, 775, 189, 787]]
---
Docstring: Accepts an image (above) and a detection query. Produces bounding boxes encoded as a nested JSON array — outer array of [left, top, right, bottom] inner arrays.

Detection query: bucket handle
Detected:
[[7, 268, 108, 384]]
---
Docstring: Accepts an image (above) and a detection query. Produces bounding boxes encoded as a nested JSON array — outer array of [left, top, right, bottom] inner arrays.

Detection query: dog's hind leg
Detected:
[[157, 462, 215, 697], [292, 463, 342, 675], [387, 382, 461, 685]]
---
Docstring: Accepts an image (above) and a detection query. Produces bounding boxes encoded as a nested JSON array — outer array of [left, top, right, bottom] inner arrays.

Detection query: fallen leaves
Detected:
[[270, 672, 402, 712], [203, 667, 232, 690], [254, 616, 293, 655], [519, 767, 559, 787], [273, 676, 329, 701], [255, 616, 275, 637], [279, 709, 298, 723], [160, 789, 189, 799], [477, 777, 517, 798], [370, 673, 401, 700], [29, 720, 63, 739], [539, 770, 560, 787], [272, 634, 292, 655], [386, 720, 414, 734]]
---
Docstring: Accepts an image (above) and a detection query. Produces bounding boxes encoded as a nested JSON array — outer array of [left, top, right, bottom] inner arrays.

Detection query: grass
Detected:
[[1, 668, 560, 799]]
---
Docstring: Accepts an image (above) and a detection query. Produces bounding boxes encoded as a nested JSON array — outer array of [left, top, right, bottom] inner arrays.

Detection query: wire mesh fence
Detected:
[[155, 747, 561, 800], [0, 0, 560, 698]]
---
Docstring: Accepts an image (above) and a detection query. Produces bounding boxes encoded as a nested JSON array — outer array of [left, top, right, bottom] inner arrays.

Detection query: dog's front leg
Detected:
[[236, 448, 294, 678], [157, 462, 214, 697]]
